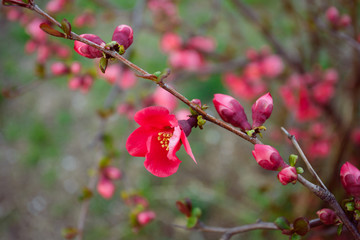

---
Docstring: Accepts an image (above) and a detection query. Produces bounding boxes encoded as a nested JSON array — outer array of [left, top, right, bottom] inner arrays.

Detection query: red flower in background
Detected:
[[126, 106, 196, 177]]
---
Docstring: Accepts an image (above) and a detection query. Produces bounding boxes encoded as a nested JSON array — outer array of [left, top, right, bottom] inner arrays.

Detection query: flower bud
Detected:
[[316, 208, 338, 225], [251, 92, 273, 128], [277, 166, 297, 185], [160, 32, 182, 53], [340, 162, 360, 198], [137, 211, 156, 226], [252, 144, 286, 171], [97, 176, 115, 199], [326, 7, 339, 24], [70, 61, 82, 74], [213, 94, 251, 130], [339, 15, 351, 28], [103, 166, 122, 180], [112, 25, 133, 50], [51, 62, 69, 76], [74, 34, 105, 58]]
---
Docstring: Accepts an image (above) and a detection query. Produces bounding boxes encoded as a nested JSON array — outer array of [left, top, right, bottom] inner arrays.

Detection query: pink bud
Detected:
[[316, 208, 338, 225], [51, 62, 69, 76], [213, 94, 251, 130], [340, 162, 360, 198], [191, 99, 202, 107], [251, 92, 273, 128], [323, 69, 338, 83], [26, 19, 47, 42], [160, 32, 182, 53], [339, 15, 351, 28], [277, 166, 297, 185], [97, 176, 115, 199], [252, 144, 285, 171], [169, 49, 204, 71], [54, 45, 71, 59], [70, 61, 82, 74], [74, 34, 105, 58], [137, 211, 156, 226], [74, 12, 96, 28], [187, 36, 216, 53], [25, 40, 38, 54], [326, 7, 339, 24], [112, 25, 134, 50], [260, 55, 284, 78], [119, 69, 137, 90], [46, 0, 67, 14], [103, 166, 122, 180], [37, 45, 51, 64]]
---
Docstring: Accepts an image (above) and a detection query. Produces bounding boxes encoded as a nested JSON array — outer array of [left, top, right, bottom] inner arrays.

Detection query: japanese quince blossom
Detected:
[[126, 106, 196, 177], [340, 162, 360, 198]]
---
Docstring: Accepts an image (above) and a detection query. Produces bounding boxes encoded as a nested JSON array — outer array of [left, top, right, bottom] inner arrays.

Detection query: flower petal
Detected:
[[180, 127, 197, 163], [134, 106, 178, 129], [126, 127, 153, 157], [167, 126, 182, 161], [144, 134, 181, 177]]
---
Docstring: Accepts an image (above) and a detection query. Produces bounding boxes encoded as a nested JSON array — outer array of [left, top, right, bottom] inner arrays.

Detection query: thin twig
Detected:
[[281, 127, 328, 191]]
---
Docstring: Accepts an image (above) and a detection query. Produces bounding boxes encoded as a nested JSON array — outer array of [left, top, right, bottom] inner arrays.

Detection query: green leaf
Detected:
[[290, 233, 302, 240], [296, 167, 304, 174], [274, 217, 291, 230], [61, 18, 72, 36], [289, 154, 298, 167], [78, 187, 93, 202], [99, 57, 108, 74], [192, 207, 202, 218], [39, 23, 65, 38], [186, 216, 198, 228], [345, 202, 355, 211], [337, 223, 343, 236], [293, 217, 310, 236]]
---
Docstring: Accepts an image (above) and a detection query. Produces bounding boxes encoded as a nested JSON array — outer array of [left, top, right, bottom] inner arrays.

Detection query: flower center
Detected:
[[157, 132, 173, 151]]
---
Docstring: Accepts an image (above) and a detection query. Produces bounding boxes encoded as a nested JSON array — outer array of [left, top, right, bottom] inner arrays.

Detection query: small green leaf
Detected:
[[99, 57, 108, 73], [289, 154, 298, 166], [345, 202, 355, 211], [61, 227, 78, 239], [61, 18, 72, 36], [274, 217, 291, 230], [192, 207, 202, 218], [293, 217, 310, 236], [290, 233, 302, 240], [296, 167, 304, 174], [39, 23, 66, 38], [186, 216, 198, 228], [78, 187, 93, 202], [337, 223, 343, 236]]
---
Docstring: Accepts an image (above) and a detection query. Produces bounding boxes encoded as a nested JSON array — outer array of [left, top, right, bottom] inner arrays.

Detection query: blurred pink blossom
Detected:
[[160, 32, 182, 53], [153, 87, 178, 112]]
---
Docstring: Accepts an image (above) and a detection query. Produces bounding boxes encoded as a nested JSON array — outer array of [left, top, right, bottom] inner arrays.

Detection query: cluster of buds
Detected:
[[50, 61, 96, 93], [176, 198, 202, 228], [326, 6, 351, 29], [213, 92, 272, 136], [160, 33, 216, 72], [122, 192, 156, 232], [252, 145, 302, 185], [97, 165, 122, 199], [279, 68, 338, 122], [74, 24, 133, 60], [223, 47, 283, 101]]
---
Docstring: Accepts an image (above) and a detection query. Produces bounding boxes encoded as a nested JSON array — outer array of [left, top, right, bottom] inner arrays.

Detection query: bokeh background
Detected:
[[1, 0, 359, 239]]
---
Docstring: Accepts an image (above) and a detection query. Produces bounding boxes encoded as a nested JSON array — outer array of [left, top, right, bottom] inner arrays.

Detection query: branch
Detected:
[[173, 219, 323, 240], [281, 127, 328, 191]]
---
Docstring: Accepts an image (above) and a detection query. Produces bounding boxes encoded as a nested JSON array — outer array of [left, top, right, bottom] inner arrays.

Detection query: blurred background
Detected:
[[1, 0, 359, 239]]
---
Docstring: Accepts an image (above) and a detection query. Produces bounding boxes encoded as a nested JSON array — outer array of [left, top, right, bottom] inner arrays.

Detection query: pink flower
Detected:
[[68, 75, 93, 93], [74, 11, 96, 28], [160, 32, 182, 53], [103, 166, 122, 180], [26, 18, 47, 42], [70, 61, 82, 74], [46, 0, 67, 14], [213, 93, 251, 130], [74, 34, 105, 58], [339, 15, 351, 27], [169, 49, 204, 71], [51, 62, 69, 76], [137, 211, 156, 226], [296, 87, 320, 122], [316, 208, 338, 225], [252, 144, 286, 171], [126, 106, 196, 177], [251, 92, 273, 128], [340, 162, 360, 198], [277, 166, 298, 185], [112, 25, 133, 50]]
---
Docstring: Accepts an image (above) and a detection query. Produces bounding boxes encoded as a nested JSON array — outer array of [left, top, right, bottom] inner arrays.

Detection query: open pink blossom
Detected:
[[252, 144, 286, 171], [74, 34, 105, 58], [126, 106, 196, 177], [340, 162, 360, 198]]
